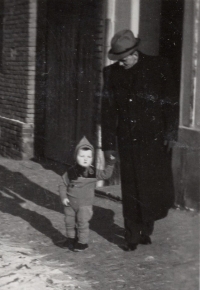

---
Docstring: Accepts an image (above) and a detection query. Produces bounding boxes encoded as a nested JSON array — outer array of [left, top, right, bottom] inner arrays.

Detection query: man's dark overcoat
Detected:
[[101, 52, 179, 222]]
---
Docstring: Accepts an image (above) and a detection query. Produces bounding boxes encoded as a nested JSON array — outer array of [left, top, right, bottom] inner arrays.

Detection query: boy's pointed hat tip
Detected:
[[74, 136, 94, 159]]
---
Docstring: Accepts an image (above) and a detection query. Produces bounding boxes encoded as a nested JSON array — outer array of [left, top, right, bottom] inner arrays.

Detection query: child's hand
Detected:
[[62, 198, 70, 206]]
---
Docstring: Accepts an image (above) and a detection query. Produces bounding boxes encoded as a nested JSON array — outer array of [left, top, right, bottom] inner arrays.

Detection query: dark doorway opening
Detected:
[[34, 0, 104, 164], [159, 0, 184, 95]]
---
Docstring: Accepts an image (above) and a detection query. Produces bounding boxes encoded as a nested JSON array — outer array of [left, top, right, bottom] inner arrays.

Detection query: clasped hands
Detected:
[[104, 150, 117, 160]]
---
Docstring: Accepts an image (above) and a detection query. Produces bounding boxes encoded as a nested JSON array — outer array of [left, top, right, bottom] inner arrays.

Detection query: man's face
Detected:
[[77, 149, 93, 168], [119, 51, 138, 69]]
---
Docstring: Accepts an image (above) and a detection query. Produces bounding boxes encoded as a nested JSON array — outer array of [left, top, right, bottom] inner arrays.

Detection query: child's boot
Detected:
[[62, 238, 76, 250], [74, 242, 88, 252]]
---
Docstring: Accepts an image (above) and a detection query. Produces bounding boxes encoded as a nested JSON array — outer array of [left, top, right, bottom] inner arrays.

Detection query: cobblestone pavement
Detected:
[[0, 157, 199, 289]]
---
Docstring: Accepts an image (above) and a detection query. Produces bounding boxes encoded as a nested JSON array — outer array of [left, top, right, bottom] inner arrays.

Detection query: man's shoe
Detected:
[[123, 243, 138, 251], [74, 242, 88, 252], [62, 238, 76, 250], [139, 235, 152, 245]]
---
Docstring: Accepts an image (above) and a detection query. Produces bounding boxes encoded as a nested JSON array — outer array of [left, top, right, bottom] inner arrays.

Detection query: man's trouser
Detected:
[[64, 205, 93, 244], [124, 218, 154, 244]]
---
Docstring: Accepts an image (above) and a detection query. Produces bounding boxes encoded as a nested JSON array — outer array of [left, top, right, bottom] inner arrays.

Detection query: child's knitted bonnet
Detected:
[[74, 136, 94, 160]]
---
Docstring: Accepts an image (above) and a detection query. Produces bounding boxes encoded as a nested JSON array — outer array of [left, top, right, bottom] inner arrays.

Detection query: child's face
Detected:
[[76, 149, 93, 168]]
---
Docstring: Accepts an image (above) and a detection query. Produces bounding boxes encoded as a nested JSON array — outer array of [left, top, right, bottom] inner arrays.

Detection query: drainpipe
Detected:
[[96, 0, 116, 187], [104, 0, 116, 66], [130, 0, 140, 37]]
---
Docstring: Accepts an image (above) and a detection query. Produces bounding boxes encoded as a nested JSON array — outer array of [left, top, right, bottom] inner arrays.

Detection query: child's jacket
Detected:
[[59, 163, 115, 210], [59, 136, 115, 210]]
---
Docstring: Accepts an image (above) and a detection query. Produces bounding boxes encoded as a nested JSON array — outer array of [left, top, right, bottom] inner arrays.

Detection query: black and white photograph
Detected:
[[0, 0, 199, 289]]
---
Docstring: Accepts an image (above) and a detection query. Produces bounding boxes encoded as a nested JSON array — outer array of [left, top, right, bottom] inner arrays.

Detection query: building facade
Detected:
[[0, 0, 37, 159], [0, 0, 199, 209]]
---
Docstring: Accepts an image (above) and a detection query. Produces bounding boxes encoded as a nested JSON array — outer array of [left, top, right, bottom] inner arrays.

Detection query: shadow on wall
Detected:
[[0, 165, 124, 248]]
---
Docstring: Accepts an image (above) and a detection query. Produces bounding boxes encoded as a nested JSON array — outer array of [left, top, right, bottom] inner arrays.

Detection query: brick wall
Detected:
[[0, 0, 37, 159], [91, 0, 105, 137]]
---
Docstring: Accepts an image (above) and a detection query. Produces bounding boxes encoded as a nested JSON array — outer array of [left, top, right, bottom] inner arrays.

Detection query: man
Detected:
[[101, 29, 179, 251]]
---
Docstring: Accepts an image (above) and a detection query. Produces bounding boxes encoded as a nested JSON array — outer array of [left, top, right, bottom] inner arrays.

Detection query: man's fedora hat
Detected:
[[108, 29, 140, 61]]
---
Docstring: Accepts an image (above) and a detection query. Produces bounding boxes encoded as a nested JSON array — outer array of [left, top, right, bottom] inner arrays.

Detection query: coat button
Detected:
[[129, 99, 132, 102]]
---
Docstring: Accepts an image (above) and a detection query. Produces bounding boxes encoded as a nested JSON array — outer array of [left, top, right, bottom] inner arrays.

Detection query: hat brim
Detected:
[[108, 38, 140, 61]]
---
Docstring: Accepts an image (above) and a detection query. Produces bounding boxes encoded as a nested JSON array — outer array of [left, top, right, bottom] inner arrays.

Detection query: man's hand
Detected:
[[164, 140, 176, 152], [62, 197, 70, 206]]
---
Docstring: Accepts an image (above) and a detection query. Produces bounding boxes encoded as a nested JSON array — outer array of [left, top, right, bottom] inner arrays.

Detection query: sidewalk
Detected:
[[0, 157, 199, 290]]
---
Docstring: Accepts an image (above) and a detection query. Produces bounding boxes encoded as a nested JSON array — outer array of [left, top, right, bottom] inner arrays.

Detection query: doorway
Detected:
[[159, 0, 184, 95], [44, 0, 103, 164]]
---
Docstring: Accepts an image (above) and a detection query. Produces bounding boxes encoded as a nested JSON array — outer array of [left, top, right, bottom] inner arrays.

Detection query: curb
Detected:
[[95, 185, 122, 202]]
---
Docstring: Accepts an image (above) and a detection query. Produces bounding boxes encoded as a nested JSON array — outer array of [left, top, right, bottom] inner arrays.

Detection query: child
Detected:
[[59, 136, 115, 252]]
